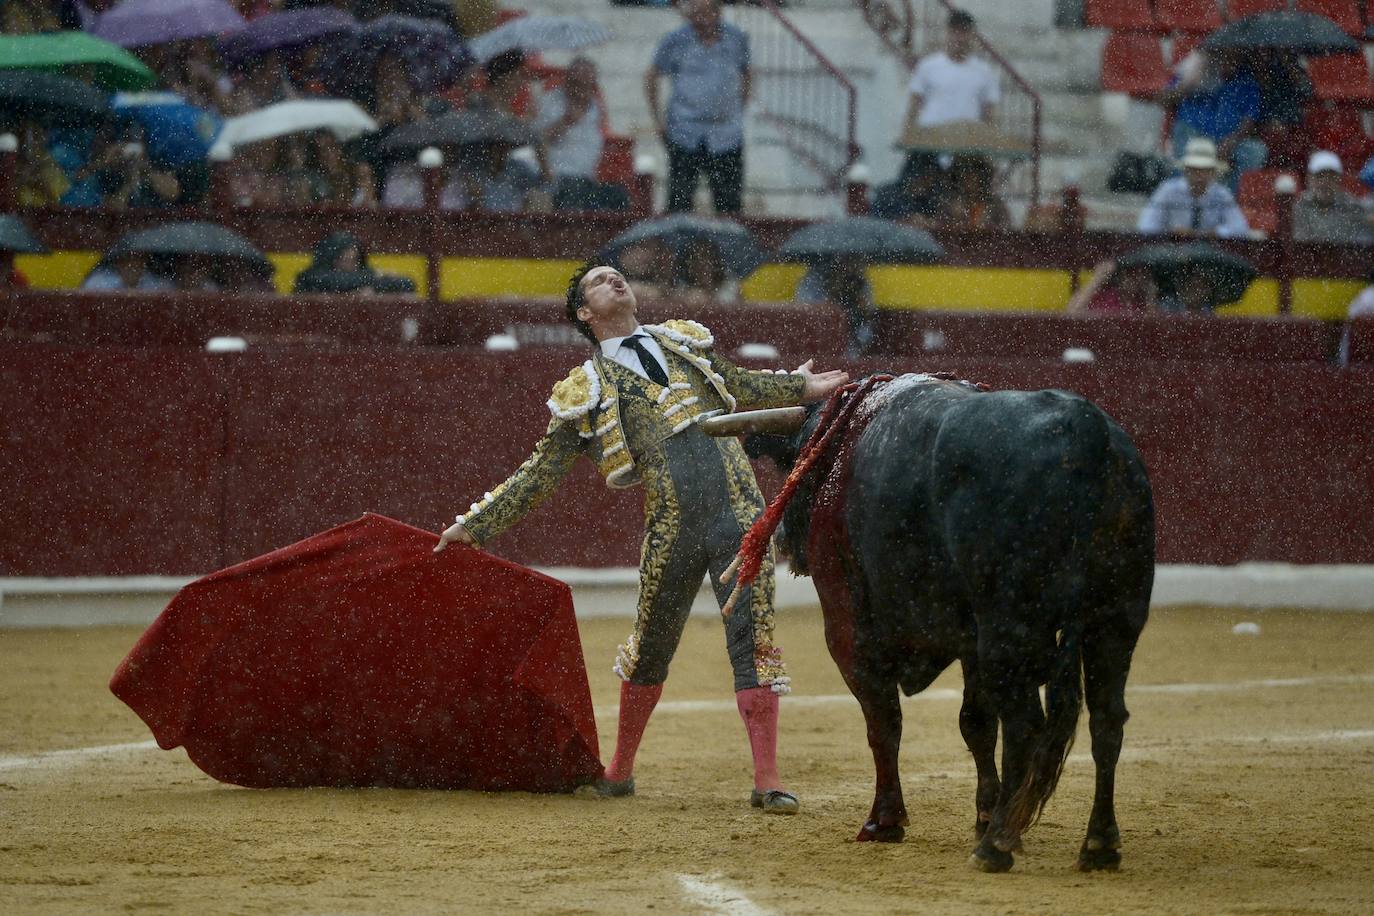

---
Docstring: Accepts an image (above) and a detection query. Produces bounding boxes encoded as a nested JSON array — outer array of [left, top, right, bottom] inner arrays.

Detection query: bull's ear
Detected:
[[699, 407, 807, 437]]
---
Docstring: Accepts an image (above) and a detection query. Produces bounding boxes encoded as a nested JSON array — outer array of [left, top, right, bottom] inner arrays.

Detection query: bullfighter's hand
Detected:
[[434, 522, 476, 553], [796, 359, 850, 403]]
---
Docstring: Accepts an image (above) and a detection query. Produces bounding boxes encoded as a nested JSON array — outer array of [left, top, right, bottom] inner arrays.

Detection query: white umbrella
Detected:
[[212, 99, 377, 154], [468, 15, 613, 63]]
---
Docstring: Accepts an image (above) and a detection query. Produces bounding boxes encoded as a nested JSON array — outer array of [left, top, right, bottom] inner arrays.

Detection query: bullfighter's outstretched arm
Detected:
[[709, 350, 808, 411], [445, 418, 586, 548]]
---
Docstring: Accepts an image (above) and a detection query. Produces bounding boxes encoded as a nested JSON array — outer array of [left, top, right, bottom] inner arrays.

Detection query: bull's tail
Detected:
[[1003, 618, 1084, 838]]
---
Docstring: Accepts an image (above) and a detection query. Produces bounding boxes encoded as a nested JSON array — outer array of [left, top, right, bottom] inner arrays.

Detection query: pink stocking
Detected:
[[736, 685, 783, 791], [603, 681, 663, 782]]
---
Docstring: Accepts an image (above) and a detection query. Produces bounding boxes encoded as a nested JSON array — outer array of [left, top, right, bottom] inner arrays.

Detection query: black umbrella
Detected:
[[0, 215, 48, 254], [105, 221, 272, 277], [773, 216, 945, 265], [1202, 11, 1360, 56], [381, 109, 536, 157], [602, 214, 764, 280], [0, 71, 111, 128], [1114, 242, 1257, 306]]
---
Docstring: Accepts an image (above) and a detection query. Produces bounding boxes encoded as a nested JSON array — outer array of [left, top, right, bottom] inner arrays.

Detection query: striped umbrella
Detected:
[[469, 15, 613, 63]]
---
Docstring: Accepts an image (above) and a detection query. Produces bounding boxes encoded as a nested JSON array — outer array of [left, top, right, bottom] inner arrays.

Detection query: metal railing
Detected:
[[732, 0, 860, 193], [851, 0, 1043, 206]]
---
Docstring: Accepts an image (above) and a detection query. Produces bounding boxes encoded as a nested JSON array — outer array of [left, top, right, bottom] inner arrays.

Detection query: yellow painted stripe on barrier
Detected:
[[14, 252, 1364, 320], [440, 258, 581, 300]]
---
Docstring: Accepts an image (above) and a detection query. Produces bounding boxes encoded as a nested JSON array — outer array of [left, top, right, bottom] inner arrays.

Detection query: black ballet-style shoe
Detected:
[[750, 788, 799, 815]]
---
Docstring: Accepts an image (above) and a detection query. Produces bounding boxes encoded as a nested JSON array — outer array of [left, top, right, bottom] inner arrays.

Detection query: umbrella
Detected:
[[1202, 11, 1360, 56], [321, 14, 471, 96], [381, 109, 537, 157], [105, 221, 272, 277], [773, 216, 945, 265], [602, 214, 764, 280], [113, 91, 223, 167], [92, 0, 247, 49], [1114, 242, 1258, 306], [0, 71, 111, 128], [0, 32, 157, 92], [469, 15, 614, 63], [0, 215, 48, 254], [110, 514, 602, 792], [228, 6, 356, 56], [213, 99, 377, 154]]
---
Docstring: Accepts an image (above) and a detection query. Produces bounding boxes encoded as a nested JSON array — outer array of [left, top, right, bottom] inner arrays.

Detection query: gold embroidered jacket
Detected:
[[457, 319, 805, 546]]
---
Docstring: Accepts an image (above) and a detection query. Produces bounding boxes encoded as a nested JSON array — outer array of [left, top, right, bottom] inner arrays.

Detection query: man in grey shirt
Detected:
[[1293, 150, 1373, 245], [1137, 138, 1250, 238], [644, 0, 750, 214]]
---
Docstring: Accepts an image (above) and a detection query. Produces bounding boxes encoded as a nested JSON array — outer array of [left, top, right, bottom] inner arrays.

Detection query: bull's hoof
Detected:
[[1074, 847, 1122, 872], [969, 844, 1015, 873], [856, 820, 905, 843]]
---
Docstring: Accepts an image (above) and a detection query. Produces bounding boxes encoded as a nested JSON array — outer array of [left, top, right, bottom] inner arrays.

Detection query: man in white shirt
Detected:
[[903, 9, 1000, 133], [536, 57, 605, 182], [1137, 138, 1250, 238]]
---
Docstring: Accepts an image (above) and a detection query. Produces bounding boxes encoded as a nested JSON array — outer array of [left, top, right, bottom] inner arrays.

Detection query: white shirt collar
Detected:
[[599, 325, 648, 358]]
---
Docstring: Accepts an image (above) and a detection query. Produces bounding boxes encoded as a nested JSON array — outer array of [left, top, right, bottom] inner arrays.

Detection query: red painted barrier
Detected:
[[3, 339, 1371, 576]]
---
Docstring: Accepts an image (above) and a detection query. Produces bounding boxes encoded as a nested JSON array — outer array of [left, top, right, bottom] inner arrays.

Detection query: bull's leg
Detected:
[[970, 678, 1044, 873], [850, 678, 908, 843], [958, 658, 999, 840], [1076, 629, 1137, 872]]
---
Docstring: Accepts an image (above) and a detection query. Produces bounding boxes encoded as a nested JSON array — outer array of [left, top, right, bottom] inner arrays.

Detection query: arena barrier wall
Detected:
[[3, 308, 1372, 579]]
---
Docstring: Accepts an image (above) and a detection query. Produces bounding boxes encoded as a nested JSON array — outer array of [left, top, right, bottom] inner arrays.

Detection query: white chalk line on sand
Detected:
[[4, 672, 1371, 773], [676, 874, 773, 916]]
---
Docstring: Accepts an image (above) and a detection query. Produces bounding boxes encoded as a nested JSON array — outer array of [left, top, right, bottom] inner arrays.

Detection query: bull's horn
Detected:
[[699, 406, 807, 437]]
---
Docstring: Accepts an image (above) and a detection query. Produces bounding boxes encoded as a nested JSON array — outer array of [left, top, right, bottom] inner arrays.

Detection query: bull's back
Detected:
[[848, 384, 1153, 630]]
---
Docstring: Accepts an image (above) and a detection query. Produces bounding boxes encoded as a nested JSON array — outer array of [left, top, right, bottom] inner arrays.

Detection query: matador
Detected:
[[435, 263, 848, 813]]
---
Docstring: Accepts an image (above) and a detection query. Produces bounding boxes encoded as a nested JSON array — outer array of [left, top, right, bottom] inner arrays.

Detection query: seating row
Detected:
[[1087, 0, 1365, 35], [3, 290, 1361, 365]]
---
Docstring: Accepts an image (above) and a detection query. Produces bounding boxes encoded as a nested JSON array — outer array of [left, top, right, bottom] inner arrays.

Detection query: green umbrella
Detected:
[[0, 32, 157, 92], [1114, 242, 1258, 308]]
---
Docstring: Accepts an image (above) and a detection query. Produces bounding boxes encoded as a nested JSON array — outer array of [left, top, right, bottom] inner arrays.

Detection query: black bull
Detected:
[[741, 375, 1154, 872]]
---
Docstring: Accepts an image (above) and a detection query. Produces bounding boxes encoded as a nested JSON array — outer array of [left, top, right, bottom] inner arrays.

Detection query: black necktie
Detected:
[[623, 335, 670, 387], [1191, 198, 1203, 231]]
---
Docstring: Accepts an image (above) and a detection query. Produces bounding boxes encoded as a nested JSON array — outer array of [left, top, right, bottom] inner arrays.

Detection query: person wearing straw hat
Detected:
[[435, 262, 848, 814], [1293, 150, 1374, 244], [1137, 138, 1250, 238]]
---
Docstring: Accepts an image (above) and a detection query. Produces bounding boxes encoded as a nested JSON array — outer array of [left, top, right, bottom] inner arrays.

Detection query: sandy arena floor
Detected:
[[2, 604, 1373, 915]]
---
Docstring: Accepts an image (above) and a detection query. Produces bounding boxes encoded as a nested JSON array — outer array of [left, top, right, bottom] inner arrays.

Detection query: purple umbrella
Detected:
[[232, 7, 357, 56], [93, 0, 247, 49], [320, 14, 471, 96]]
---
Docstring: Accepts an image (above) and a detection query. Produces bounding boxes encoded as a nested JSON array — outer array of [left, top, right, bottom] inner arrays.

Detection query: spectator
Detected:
[[614, 238, 675, 299], [304, 131, 378, 208], [14, 124, 69, 207], [871, 151, 948, 227], [1156, 265, 1220, 314], [940, 154, 1010, 230], [476, 50, 533, 119], [536, 57, 605, 188], [795, 258, 878, 358], [902, 9, 999, 133], [1066, 260, 1158, 314], [1161, 48, 1266, 187], [1293, 150, 1373, 245], [1137, 138, 1250, 238], [225, 137, 291, 207], [1, 250, 27, 289], [675, 237, 736, 304], [171, 254, 220, 292], [644, 0, 751, 214], [1250, 50, 1311, 172], [382, 143, 540, 212], [2, 0, 61, 34], [1340, 271, 1374, 363], [292, 231, 413, 294], [81, 252, 175, 292], [60, 135, 181, 211]]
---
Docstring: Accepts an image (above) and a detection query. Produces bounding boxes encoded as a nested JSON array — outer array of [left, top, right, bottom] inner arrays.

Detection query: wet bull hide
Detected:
[[744, 374, 1154, 872]]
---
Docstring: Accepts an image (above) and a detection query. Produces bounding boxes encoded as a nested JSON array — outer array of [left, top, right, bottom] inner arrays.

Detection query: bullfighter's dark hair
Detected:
[[565, 260, 600, 345]]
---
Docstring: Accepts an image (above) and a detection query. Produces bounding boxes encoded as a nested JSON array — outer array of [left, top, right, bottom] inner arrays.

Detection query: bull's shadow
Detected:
[[720, 372, 1154, 873]]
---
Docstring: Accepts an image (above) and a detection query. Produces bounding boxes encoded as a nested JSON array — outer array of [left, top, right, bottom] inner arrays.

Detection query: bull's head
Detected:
[[700, 405, 823, 573]]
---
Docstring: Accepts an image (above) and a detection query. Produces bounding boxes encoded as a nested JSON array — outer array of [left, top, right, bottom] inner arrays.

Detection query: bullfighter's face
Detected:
[[577, 266, 638, 331]]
